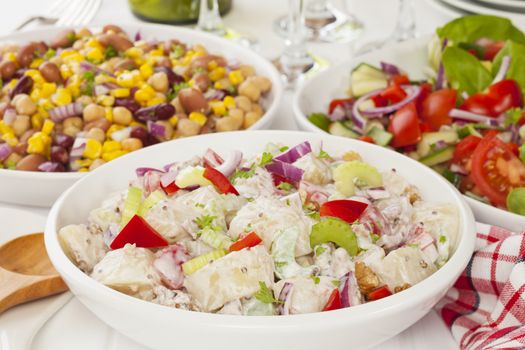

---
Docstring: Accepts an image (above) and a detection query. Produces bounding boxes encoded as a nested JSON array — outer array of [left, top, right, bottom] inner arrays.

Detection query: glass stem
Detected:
[[392, 0, 415, 42], [280, 0, 312, 75], [197, 0, 225, 36]]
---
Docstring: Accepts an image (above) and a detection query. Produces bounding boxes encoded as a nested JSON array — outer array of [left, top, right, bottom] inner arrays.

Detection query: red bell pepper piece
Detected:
[[203, 166, 239, 195], [323, 288, 342, 311], [319, 200, 368, 224], [358, 135, 375, 144], [329, 98, 353, 114], [229, 232, 263, 252], [160, 181, 180, 196], [367, 286, 392, 301], [460, 79, 523, 117], [110, 215, 168, 250], [371, 94, 388, 108]]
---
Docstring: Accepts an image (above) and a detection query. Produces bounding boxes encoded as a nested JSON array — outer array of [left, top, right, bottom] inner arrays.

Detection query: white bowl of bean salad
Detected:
[[0, 23, 283, 206]]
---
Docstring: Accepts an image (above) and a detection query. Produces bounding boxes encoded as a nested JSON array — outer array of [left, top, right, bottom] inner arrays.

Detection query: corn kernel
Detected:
[[2, 132, 18, 147], [104, 106, 113, 122], [4, 52, 16, 62], [125, 47, 143, 58], [86, 48, 104, 62], [78, 167, 89, 172], [60, 64, 72, 80], [228, 70, 244, 85], [211, 101, 226, 116], [30, 58, 44, 69], [75, 158, 93, 167], [169, 115, 179, 126], [149, 49, 163, 57], [51, 88, 72, 106], [61, 50, 83, 63], [147, 94, 166, 106], [86, 38, 102, 50], [207, 60, 218, 70], [95, 74, 117, 84], [188, 79, 195, 88], [129, 121, 144, 127], [31, 114, 43, 130], [0, 121, 12, 134], [209, 67, 226, 82], [116, 72, 135, 88], [139, 63, 154, 79], [25, 70, 45, 85], [40, 83, 57, 98], [223, 96, 235, 109], [83, 139, 102, 159], [30, 89, 41, 102], [189, 112, 207, 126], [106, 124, 123, 138], [27, 132, 50, 155], [102, 140, 122, 153], [214, 81, 224, 90], [41, 120, 55, 135], [102, 150, 128, 161], [96, 95, 115, 107], [111, 88, 130, 98], [38, 99, 53, 110]]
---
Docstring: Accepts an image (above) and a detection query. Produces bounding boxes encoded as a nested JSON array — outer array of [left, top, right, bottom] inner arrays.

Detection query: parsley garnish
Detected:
[[439, 235, 447, 244], [67, 32, 77, 43], [279, 146, 289, 152], [43, 49, 56, 60], [311, 276, 320, 284], [315, 246, 326, 256], [194, 214, 217, 230], [318, 149, 331, 159], [407, 243, 419, 249], [331, 279, 341, 288], [370, 233, 380, 243], [171, 45, 185, 59], [254, 282, 282, 304], [195, 203, 205, 208], [277, 182, 293, 191], [80, 71, 96, 96], [193, 66, 207, 74], [274, 261, 288, 268], [504, 108, 522, 127], [230, 166, 256, 182], [104, 45, 118, 59], [259, 152, 273, 167]]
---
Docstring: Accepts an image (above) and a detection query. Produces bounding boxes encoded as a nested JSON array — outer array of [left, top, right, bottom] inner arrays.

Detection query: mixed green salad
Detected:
[[308, 15, 525, 217]]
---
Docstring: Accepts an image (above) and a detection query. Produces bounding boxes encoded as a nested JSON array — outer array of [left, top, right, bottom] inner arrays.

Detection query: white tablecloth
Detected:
[[0, 1, 458, 349]]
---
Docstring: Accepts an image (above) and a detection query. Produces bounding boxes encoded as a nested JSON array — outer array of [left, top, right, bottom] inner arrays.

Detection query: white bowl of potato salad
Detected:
[[0, 24, 282, 206], [45, 130, 475, 350]]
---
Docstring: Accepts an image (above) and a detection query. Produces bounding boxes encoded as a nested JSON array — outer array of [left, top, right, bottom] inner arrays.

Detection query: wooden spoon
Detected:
[[0, 232, 68, 314]]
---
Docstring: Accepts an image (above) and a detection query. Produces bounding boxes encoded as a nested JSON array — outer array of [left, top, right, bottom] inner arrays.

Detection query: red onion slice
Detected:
[[357, 85, 422, 117], [328, 105, 348, 121], [364, 187, 390, 200], [449, 108, 497, 124], [449, 163, 467, 175], [274, 141, 312, 163], [94, 85, 110, 96], [70, 137, 86, 158], [277, 282, 294, 315], [203, 148, 224, 168], [435, 63, 446, 90], [0, 143, 12, 161], [48, 102, 84, 123], [215, 150, 242, 178], [160, 171, 179, 188], [147, 121, 166, 139], [80, 61, 115, 77], [492, 55, 511, 84], [153, 244, 190, 290], [265, 160, 304, 183], [340, 271, 361, 308], [135, 167, 165, 177], [380, 61, 401, 76]]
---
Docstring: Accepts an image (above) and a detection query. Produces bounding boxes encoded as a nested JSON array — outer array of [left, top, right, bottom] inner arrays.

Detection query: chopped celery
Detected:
[[175, 166, 212, 188], [310, 217, 358, 256], [507, 188, 525, 215], [182, 249, 227, 275], [272, 226, 318, 279], [253, 281, 280, 304], [244, 298, 276, 316], [199, 228, 232, 250], [333, 160, 382, 196], [138, 190, 166, 216], [120, 187, 143, 227]]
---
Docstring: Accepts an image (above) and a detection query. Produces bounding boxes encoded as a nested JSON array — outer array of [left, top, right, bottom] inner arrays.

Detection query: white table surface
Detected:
[[0, 1, 461, 349]]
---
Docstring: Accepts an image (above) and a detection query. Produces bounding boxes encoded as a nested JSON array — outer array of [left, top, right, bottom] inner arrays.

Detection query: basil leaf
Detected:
[[492, 40, 525, 94], [442, 46, 492, 95]]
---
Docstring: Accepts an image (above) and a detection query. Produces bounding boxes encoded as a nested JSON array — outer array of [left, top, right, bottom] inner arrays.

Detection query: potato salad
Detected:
[[59, 141, 459, 315]]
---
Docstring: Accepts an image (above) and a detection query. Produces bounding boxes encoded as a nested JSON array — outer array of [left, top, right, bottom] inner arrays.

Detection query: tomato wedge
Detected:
[[229, 232, 262, 252], [358, 136, 375, 144], [470, 133, 525, 207], [203, 166, 239, 195], [320, 200, 368, 224], [420, 89, 457, 131], [322, 288, 342, 311], [452, 135, 481, 165], [329, 98, 353, 114], [388, 102, 421, 148], [380, 84, 407, 104], [391, 74, 410, 86], [415, 82, 433, 115], [367, 286, 392, 301], [460, 80, 523, 117], [110, 214, 168, 250], [371, 94, 388, 108]]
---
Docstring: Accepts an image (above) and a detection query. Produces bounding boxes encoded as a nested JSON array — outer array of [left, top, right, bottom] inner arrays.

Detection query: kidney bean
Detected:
[[178, 88, 208, 113], [50, 145, 69, 164], [189, 55, 226, 71], [15, 154, 46, 171], [130, 125, 149, 145], [98, 33, 133, 52], [17, 42, 47, 67], [0, 61, 16, 80], [53, 133, 74, 149], [103, 25, 125, 34], [134, 103, 175, 122], [192, 72, 211, 92], [9, 76, 33, 100], [49, 30, 76, 49], [39, 62, 61, 83], [115, 98, 140, 113]]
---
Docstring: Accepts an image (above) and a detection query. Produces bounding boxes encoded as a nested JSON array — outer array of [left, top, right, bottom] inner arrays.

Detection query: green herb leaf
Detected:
[[254, 281, 281, 304], [43, 49, 56, 60], [504, 108, 523, 127], [520, 144, 525, 163], [370, 233, 380, 243], [277, 182, 293, 191], [279, 146, 289, 152], [171, 45, 185, 59], [507, 187, 525, 215], [230, 166, 256, 182], [315, 246, 327, 256], [318, 149, 331, 159], [67, 31, 77, 43], [311, 276, 320, 285], [104, 45, 118, 59], [439, 235, 447, 244], [492, 40, 525, 94], [308, 113, 331, 131], [259, 152, 273, 167], [331, 279, 341, 288], [442, 46, 492, 95], [194, 214, 218, 230]]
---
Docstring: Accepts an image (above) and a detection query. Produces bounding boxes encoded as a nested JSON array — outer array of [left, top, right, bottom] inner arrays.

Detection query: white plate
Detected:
[[293, 36, 525, 232], [440, 0, 525, 21], [426, 0, 471, 16], [473, 0, 525, 11], [0, 23, 283, 208]]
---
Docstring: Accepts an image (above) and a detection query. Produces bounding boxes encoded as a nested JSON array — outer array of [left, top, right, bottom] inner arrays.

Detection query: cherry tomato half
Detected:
[[388, 102, 421, 148], [420, 88, 457, 131], [329, 98, 353, 114]]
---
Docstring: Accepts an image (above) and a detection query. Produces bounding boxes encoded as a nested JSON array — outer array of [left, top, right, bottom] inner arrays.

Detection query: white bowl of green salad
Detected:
[[294, 15, 525, 232], [45, 130, 475, 350]]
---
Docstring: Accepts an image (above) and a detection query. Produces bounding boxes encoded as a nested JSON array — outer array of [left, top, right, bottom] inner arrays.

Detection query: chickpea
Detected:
[[12, 115, 30, 136], [192, 44, 208, 55], [177, 118, 201, 137], [171, 97, 185, 114], [83, 103, 105, 123], [234, 96, 252, 113], [228, 108, 244, 125], [251, 103, 263, 116], [14, 94, 37, 115], [5, 152, 22, 166], [72, 40, 84, 50], [121, 137, 143, 152], [248, 76, 272, 93], [77, 28, 92, 38], [156, 57, 172, 69], [63, 116, 83, 130], [238, 81, 260, 102], [49, 56, 63, 67], [84, 118, 111, 132], [89, 158, 106, 171], [86, 127, 106, 143], [216, 115, 242, 132], [239, 64, 256, 77], [243, 111, 261, 129], [76, 95, 93, 106], [148, 72, 169, 93], [63, 126, 80, 137], [112, 106, 133, 125]]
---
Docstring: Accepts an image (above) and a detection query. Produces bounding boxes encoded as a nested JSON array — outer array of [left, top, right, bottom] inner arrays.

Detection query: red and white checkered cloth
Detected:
[[435, 224, 525, 350]]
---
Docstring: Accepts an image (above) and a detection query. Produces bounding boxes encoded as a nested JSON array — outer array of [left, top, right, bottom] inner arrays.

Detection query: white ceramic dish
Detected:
[[440, 0, 525, 21], [293, 36, 525, 233], [0, 24, 283, 207], [45, 130, 475, 350]]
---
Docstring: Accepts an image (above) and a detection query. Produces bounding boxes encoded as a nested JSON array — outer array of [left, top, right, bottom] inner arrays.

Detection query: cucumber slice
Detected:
[[175, 166, 212, 188], [310, 217, 358, 256], [364, 120, 384, 134], [329, 121, 359, 138], [457, 124, 482, 139], [367, 126, 393, 146], [333, 160, 383, 196], [507, 188, 525, 215], [417, 131, 458, 157], [308, 113, 331, 131], [350, 63, 388, 97], [419, 146, 454, 166]]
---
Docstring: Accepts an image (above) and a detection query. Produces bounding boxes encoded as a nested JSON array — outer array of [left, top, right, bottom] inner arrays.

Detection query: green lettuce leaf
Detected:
[[441, 46, 492, 94], [492, 40, 525, 94]]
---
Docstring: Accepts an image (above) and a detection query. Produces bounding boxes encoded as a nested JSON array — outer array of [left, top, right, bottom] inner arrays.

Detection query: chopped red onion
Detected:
[[351, 107, 366, 131], [265, 159, 304, 183], [203, 148, 224, 168], [450, 163, 467, 175], [357, 85, 422, 117], [153, 244, 190, 290], [435, 63, 446, 90], [135, 167, 164, 177], [215, 150, 242, 177], [380, 61, 401, 76], [147, 121, 166, 138], [492, 55, 511, 84], [0, 143, 12, 161], [134, 31, 142, 41], [80, 61, 115, 77], [38, 161, 65, 172], [364, 187, 390, 200], [160, 171, 179, 187], [340, 271, 361, 308], [204, 89, 226, 101], [182, 185, 200, 191], [110, 127, 132, 142], [434, 140, 448, 151], [163, 161, 178, 172], [274, 141, 312, 164], [328, 105, 347, 121], [3, 108, 16, 125], [509, 124, 521, 144], [449, 108, 495, 124], [48, 102, 84, 122], [277, 282, 293, 315], [70, 137, 86, 158], [94, 85, 110, 96]]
